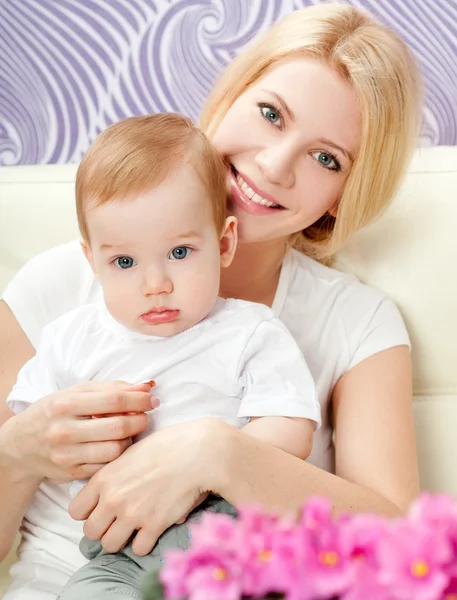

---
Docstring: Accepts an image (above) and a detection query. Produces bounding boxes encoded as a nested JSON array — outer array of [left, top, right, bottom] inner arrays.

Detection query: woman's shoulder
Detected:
[[2, 240, 100, 348], [283, 250, 409, 369], [288, 249, 390, 313]]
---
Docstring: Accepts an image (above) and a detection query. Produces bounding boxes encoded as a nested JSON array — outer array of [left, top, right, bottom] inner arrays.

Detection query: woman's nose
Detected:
[[141, 269, 173, 296], [255, 145, 295, 188]]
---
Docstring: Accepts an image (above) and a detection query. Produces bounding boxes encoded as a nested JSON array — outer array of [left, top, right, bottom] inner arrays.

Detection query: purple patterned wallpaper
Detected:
[[0, 0, 456, 166]]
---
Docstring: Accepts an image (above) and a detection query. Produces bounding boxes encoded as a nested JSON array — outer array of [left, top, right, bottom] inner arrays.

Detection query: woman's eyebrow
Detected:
[[318, 138, 354, 162]]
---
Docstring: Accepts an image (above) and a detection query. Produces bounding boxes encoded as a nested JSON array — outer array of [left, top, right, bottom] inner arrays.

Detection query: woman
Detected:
[[0, 4, 422, 599]]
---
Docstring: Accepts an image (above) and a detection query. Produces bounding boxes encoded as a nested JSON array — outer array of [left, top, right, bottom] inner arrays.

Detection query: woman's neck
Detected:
[[220, 238, 288, 307]]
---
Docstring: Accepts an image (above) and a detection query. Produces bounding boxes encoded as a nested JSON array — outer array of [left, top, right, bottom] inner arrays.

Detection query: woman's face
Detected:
[[212, 58, 361, 244]]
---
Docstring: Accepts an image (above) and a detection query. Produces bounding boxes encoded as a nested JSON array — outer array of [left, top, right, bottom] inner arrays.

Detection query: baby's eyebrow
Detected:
[[170, 231, 204, 240], [99, 243, 129, 251]]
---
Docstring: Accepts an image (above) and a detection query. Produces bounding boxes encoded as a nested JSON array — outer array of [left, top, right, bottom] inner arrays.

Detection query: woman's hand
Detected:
[[7, 380, 157, 484], [69, 418, 233, 556]]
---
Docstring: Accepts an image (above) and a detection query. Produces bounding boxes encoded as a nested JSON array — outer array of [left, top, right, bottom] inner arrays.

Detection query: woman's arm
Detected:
[[0, 302, 35, 406], [332, 344, 419, 512], [71, 346, 418, 556], [0, 301, 39, 560], [0, 301, 157, 561], [221, 345, 418, 515], [0, 416, 42, 561]]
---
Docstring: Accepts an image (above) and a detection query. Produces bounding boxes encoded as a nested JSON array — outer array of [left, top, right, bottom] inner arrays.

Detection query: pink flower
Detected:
[[231, 506, 301, 598], [159, 550, 191, 598], [186, 557, 243, 600], [158, 493, 457, 600], [409, 493, 457, 530], [339, 514, 391, 600], [442, 576, 457, 600], [300, 496, 334, 532], [377, 521, 452, 600], [187, 511, 240, 554], [340, 513, 387, 563], [295, 499, 354, 599], [160, 511, 243, 599], [409, 493, 457, 578], [162, 507, 296, 600], [160, 547, 242, 600]]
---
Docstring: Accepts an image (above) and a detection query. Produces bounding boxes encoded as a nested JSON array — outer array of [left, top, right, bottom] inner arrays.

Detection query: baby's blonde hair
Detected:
[[76, 114, 228, 243], [199, 3, 422, 262]]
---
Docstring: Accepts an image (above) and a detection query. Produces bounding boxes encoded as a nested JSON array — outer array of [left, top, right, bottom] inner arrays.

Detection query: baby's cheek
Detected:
[[190, 280, 220, 318], [103, 287, 133, 322], [188, 273, 217, 298]]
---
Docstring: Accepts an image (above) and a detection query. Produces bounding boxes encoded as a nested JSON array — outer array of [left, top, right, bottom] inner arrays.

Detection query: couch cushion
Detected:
[[0, 164, 79, 293], [335, 146, 457, 494]]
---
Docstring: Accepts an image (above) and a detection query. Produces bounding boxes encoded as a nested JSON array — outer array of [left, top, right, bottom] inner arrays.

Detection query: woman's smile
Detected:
[[229, 165, 285, 215]]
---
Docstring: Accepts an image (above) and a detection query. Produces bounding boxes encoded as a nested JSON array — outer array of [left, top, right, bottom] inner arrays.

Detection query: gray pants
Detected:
[[57, 497, 236, 600]]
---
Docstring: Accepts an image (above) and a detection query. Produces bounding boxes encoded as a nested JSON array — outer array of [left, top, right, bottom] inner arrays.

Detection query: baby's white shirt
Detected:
[[7, 296, 320, 438]]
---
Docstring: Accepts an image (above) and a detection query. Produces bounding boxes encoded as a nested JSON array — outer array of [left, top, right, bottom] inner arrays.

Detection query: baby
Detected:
[[7, 114, 320, 600]]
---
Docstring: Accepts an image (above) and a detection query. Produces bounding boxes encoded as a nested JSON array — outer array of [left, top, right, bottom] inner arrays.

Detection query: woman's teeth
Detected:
[[235, 173, 280, 208]]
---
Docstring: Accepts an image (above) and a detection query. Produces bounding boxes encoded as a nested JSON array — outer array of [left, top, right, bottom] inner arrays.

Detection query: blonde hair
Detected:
[[199, 3, 422, 263], [76, 113, 228, 242]]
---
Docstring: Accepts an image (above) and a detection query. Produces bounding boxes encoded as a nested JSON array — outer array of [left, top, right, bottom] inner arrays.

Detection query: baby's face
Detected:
[[84, 164, 232, 336]]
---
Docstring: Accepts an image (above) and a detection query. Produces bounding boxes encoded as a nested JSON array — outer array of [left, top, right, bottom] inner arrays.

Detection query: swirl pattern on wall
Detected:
[[0, 0, 456, 165]]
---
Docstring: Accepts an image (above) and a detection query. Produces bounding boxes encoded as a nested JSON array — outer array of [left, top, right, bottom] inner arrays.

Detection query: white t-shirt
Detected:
[[1, 241, 410, 599], [7, 297, 320, 495]]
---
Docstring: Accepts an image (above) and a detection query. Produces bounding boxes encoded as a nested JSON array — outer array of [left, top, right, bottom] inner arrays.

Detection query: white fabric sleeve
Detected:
[[1, 240, 93, 348], [6, 322, 63, 414], [347, 295, 411, 370], [236, 318, 321, 427]]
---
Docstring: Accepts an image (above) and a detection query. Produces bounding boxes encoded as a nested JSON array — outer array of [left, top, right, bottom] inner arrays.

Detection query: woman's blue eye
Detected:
[[259, 104, 282, 127], [170, 247, 192, 260], [312, 151, 341, 172], [114, 256, 136, 269]]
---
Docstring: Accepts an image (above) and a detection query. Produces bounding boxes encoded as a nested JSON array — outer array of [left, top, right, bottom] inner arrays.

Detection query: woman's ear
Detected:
[[80, 240, 97, 275], [220, 216, 238, 268], [328, 201, 339, 218]]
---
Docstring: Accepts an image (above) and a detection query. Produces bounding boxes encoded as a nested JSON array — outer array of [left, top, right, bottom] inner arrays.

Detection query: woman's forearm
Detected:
[[0, 417, 42, 561], [242, 417, 313, 460], [215, 425, 403, 518]]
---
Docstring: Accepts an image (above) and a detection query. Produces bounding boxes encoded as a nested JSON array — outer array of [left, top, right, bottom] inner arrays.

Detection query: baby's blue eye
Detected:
[[170, 247, 192, 260], [114, 256, 136, 269]]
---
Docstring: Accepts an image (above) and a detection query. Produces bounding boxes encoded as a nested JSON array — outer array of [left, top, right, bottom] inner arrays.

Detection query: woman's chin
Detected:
[[228, 199, 295, 245], [235, 222, 284, 245]]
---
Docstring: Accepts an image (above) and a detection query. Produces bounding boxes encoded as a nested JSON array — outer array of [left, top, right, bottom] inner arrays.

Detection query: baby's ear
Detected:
[[220, 216, 238, 268], [80, 240, 97, 275]]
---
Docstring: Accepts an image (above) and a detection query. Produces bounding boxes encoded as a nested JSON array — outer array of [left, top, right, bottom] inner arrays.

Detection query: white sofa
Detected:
[[0, 146, 456, 589]]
